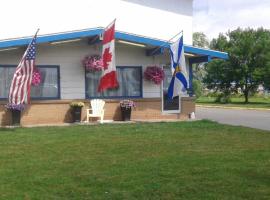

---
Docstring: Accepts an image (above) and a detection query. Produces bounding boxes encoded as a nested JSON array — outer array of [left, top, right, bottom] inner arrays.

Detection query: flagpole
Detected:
[[25, 29, 39, 50], [26, 28, 39, 64], [100, 19, 116, 39], [149, 30, 183, 56], [8, 29, 40, 106], [35, 28, 40, 36], [103, 19, 116, 30], [30, 28, 40, 42], [167, 30, 183, 44], [18, 28, 40, 66]]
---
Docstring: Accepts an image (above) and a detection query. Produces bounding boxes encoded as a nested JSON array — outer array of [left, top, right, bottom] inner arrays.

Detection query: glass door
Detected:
[[162, 66, 180, 113]]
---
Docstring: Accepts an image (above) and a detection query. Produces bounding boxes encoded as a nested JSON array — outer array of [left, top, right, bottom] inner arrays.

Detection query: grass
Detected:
[[0, 121, 270, 199], [196, 96, 270, 109]]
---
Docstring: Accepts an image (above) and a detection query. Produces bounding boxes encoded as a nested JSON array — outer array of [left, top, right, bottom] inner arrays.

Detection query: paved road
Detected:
[[196, 107, 270, 131]]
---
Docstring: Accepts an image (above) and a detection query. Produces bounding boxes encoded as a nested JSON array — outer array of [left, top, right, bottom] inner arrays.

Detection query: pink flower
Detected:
[[82, 55, 103, 71], [32, 69, 41, 86], [120, 100, 136, 108], [144, 66, 165, 85]]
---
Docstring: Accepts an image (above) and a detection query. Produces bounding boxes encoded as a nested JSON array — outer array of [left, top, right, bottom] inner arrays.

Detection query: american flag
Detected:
[[9, 33, 37, 105]]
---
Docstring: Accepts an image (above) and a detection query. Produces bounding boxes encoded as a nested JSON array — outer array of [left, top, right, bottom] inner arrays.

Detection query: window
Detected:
[[31, 66, 60, 99], [0, 65, 60, 100], [85, 66, 142, 98], [162, 66, 180, 113], [0, 66, 15, 99]]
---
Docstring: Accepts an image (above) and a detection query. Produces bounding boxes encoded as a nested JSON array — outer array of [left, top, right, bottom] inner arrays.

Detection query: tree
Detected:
[[264, 55, 270, 90], [210, 33, 229, 51], [192, 79, 203, 99], [192, 32, 210, 93], [193, 32, 209, 48], [204, 59, 236, 103], [204, 28, 270, 103]]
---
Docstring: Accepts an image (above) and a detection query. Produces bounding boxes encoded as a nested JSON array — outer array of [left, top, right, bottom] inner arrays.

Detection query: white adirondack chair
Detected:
[[86, 99, 105, 123]]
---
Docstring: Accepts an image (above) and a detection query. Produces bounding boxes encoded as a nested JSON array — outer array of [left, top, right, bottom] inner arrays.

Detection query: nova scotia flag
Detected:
[[167, 34, 189, 99]]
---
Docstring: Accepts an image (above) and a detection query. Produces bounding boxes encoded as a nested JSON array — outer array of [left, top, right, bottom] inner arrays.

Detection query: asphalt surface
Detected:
[[196, 107, 270, 131]]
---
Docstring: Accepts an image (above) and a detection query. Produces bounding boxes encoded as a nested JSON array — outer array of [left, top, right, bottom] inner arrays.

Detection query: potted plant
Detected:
[[70, 102, 85, 122], [120, 100, 136, 121], [144, 65, 165, 85], [5, 103, 26, 126]]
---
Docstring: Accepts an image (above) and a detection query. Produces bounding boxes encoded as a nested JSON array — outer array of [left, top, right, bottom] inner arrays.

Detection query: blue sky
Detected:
[[193, 0, 270, 40]]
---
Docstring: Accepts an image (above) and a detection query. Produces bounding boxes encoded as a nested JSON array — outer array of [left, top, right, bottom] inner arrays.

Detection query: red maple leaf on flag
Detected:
[[102, 47, 112, 69]]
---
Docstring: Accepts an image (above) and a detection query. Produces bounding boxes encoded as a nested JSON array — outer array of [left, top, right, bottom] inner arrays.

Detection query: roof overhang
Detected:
[[0, 27, 228, 60]]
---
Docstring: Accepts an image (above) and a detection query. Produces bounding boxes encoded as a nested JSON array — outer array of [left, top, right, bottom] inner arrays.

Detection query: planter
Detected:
[[11, 110, 21, 126], [72, 107, 82, 122], [121, 107, 132, 121]]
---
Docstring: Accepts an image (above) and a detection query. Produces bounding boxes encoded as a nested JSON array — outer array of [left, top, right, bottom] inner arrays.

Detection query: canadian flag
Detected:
[[98, 20, 119, 92]]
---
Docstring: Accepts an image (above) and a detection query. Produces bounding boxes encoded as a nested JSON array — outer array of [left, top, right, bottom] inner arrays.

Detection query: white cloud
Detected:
[[193, 0, 270, 39], [1, 0, 269, 42], [0, 0, 193, 43]]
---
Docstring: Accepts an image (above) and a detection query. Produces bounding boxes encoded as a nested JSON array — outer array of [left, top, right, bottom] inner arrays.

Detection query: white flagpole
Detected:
[[100, 19, 116, 40], [149, 30, 183, 56], [104, 19, 116, 30], [8, 29, 40, 105], [20, 28, 39, 59], [28, 28, 40, 47]]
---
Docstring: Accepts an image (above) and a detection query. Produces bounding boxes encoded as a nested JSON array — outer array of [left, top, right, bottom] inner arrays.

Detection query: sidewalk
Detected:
[[1, 118, 196, 129], [196, 104, 270, 111], [196, 106, 270, 131]]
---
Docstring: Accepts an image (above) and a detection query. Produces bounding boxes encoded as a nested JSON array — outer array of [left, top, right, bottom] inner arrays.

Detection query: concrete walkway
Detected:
[[196, 106, 270, 131], [1, 119, 184, 128]]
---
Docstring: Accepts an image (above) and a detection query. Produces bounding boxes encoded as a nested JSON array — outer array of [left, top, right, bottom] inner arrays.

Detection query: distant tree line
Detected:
[[193, 28, 270, 103]]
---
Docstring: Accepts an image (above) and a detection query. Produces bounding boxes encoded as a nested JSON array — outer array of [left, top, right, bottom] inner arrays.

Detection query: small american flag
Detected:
[[9, 32, 37, 105]]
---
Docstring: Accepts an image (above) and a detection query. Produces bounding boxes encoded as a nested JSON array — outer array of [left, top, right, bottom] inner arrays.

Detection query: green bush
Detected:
[[215, 92, 231, 103], [206, 91, 221, 97], [192, 80, 203, 99]]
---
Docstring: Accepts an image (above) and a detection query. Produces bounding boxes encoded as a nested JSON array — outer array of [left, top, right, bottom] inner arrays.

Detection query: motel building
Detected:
[[0, 0, 227, 126]]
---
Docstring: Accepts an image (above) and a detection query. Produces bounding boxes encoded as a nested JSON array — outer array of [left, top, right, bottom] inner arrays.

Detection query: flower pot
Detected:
[[72, 107, 82, 122], [11, 110, 21, 126], [121, 107, 131, 121]]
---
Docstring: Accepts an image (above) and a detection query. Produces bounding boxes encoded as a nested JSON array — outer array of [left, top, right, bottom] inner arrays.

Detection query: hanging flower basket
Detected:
[[82, 55, 103, 72], [32, 68, 42, 86], [144, 65, 165, 85]]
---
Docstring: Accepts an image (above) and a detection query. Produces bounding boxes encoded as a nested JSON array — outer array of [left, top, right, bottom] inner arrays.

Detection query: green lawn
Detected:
[[1, 121, 270, 199], [197, 96, 270, 109]]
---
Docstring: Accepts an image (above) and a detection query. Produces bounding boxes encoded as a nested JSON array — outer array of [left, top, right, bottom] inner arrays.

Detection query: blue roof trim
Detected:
[[0, 27, 228, 60], [0, 28, 103, 49], [184, 45, 228, 59], [189, 55, 211, 64], [115, 32, 228, 59], [115, 32, 168, 47]]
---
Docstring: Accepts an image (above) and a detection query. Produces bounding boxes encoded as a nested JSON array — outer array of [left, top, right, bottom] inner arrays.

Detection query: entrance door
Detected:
[[162, 66, 180, 113]]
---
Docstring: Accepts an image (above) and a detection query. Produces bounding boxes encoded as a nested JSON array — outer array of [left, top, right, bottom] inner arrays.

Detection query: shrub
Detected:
[[192, 80, 203, 99], [215, 92, 231, 103]]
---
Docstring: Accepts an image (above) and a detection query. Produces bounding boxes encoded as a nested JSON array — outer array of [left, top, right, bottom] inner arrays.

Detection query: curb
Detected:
[[196, 104, 270, 111], [0, 119, 196, 128]]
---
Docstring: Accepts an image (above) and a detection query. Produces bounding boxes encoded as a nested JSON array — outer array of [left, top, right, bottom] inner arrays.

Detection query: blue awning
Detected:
[[0, 27, 228, 60]]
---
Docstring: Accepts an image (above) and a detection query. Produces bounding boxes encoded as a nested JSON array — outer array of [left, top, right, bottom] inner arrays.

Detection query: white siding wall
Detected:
[[0, 41, 190, 99]]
